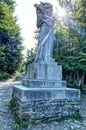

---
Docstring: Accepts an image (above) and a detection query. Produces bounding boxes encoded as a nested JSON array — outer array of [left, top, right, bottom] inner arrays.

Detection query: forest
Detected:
[[0, 0, 23, 79], [53, 0, 86, 88]]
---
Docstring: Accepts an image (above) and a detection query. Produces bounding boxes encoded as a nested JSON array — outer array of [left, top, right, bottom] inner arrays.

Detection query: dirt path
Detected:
[[0, 78, 21, 130]]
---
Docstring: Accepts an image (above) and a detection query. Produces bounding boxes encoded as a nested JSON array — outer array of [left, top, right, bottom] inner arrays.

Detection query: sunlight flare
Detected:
[[57, 7, 66, 17]]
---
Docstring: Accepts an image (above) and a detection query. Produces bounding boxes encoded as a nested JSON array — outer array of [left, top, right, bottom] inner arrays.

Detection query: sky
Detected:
[[14, 0, 61, 55]]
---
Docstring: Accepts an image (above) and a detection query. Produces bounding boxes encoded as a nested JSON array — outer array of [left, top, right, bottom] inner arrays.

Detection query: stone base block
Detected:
[[27, 62, 62, 80], [12, 85, 80, 120], [22, 79, 67, 88], [12, 85, 80, 102], [13, 99, 80, 120]]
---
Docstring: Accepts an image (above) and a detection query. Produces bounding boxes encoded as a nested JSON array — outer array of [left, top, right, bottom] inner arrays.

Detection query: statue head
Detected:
[[40, 2, 53, 8], [34, 2, 53, 28], [41, 2, 53, 17]]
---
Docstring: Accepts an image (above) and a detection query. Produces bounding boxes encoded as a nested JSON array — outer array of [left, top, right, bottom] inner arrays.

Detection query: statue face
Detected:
[[46, 8, 53, 16]]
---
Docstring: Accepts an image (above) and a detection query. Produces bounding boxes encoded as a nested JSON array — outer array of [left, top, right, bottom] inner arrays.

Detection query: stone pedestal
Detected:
[[12, 62, 80, 120], [22, 62, 66, 88], [27, 62, 62, 80]]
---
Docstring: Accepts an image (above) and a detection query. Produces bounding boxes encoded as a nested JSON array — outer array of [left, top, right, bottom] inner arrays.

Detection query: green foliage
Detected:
[[0, 71, 10, 80], [26, 48, 36, 65], [54, 0, 86, 88], [56, 113, 83, 122], [9, 99, 35, 130], [0, 0, 23, 79]]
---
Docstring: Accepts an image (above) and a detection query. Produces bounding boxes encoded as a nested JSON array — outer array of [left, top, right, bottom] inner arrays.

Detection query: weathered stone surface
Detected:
[[12, 85, 80, 102], [22, 79, 66, 88], [12, 85, 80, 120], [27, 62, 62, 80], [34, 2, 55, 62], [13, 94, 80, 120]]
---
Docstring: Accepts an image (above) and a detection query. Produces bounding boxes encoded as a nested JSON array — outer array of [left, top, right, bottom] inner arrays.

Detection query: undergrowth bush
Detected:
[[0, 71, 10, 80]]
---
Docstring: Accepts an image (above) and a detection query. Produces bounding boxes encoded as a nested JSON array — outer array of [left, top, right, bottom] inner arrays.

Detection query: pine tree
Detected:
[[0, 0, 23, 79], [54, 0, 86, 87]]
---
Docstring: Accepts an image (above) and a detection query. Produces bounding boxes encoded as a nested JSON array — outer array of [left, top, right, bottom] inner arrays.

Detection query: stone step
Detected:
[[12, 85, 80, 102], [22, 78, 67, 88]]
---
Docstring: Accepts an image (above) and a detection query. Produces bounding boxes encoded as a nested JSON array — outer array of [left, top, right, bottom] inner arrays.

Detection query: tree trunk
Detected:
[[81, 71, 85, 87], [75, 70, 81, 87]]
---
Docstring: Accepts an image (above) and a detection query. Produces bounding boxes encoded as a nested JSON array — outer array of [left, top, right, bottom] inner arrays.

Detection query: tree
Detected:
[[54, 0, 86, 88], [26, 48, 36, 65], [0, 0, 23, 79]]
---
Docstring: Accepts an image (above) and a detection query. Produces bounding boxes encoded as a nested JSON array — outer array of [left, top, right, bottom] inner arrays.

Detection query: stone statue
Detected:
[[34, 2, 55, 62]]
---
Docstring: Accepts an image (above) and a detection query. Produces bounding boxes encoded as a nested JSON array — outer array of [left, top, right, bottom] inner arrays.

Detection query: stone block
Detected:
[[27, 62, 62, 80], [22, 79, 66, 88], [12, 85, 80, 102]]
